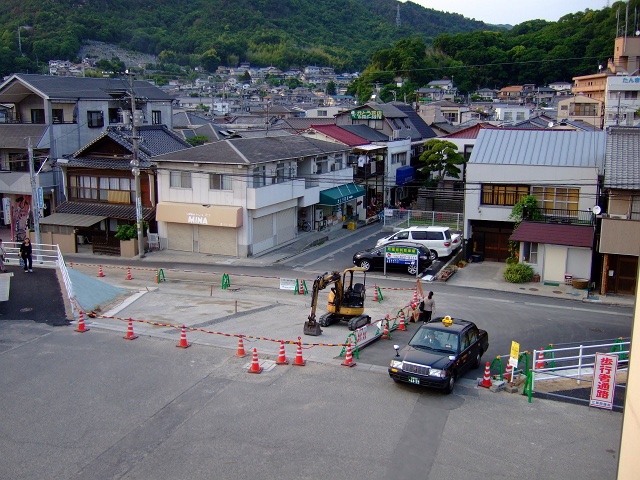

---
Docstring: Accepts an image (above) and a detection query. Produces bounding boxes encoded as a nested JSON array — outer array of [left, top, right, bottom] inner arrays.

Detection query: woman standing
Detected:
[[419, 291, 435, 323], [20, 237, 33, 272]]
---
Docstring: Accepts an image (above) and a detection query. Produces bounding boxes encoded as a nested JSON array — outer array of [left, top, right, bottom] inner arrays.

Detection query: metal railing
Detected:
[[382, 209, 463, 232]]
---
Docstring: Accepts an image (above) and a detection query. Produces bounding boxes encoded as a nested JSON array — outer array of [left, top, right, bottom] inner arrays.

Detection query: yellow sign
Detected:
[[442, 315, 453, 327], [510, 341, 520, 361]]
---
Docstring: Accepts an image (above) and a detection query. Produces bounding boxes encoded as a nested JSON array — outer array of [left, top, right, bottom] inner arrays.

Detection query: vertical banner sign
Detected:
[[589, 353, 618, 410], [2, 197, 10, 225], [37, 187, 44, 210], [509, 341, 520, 368]]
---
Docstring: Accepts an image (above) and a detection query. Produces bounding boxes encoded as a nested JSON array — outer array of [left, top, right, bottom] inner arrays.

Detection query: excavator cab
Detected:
[[304, 267, 371, 336]]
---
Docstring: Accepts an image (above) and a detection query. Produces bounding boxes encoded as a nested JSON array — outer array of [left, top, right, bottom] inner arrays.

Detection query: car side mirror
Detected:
[[394, 344, 400, 357]]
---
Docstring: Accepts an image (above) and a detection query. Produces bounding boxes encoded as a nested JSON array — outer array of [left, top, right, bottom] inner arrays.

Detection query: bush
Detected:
[[503, 263, 534, 283], [114, 224, 138, 241]]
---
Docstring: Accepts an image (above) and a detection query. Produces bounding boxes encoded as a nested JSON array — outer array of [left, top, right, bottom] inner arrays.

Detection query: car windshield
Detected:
[[409, 327, 458, 354]]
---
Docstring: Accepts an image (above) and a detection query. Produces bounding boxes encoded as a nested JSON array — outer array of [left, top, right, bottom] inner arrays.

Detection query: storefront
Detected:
[[317, 183, 366, 229], [156, 202, 243, 256]]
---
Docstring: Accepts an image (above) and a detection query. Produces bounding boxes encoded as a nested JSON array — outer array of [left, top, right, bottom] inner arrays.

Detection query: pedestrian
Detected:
[[20, 237, 33, 273], [0, 239, 5, 272], [419, 291, 435, 323]]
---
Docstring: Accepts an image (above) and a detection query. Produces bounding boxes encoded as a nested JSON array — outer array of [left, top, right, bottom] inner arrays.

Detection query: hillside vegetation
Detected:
[[0, 0, 489, 76]]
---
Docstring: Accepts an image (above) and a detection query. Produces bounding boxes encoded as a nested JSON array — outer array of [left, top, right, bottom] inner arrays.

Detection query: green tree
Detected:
[[326, 80, 336, 95], [418, 139, 466, 185]]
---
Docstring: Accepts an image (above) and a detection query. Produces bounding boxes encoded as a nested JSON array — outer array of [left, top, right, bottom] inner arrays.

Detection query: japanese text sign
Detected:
[[589, 353, 618, 410]]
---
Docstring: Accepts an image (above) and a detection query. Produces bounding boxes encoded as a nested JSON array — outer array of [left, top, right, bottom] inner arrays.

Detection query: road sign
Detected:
[[589, 353, 618, 410], [37, 187, 44, 209]]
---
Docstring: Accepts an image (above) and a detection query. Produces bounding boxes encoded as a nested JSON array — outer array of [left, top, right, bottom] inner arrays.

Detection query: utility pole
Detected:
[[27, 138, 42, 261], [128, 74, 145, 259]]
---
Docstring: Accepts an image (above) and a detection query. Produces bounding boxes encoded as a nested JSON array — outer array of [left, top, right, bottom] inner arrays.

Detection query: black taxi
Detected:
[[388, 316, 489, 394]]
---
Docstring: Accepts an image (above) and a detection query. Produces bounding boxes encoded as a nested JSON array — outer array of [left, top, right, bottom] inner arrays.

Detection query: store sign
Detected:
[[589, 353, 618, 410], [187, 212, 210, 225], [621, 77, 640, 83], [350, 110, 383, 120]]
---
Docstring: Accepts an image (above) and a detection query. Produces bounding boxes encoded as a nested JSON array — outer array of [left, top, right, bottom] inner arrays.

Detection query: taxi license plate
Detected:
[[409, 376, 420, 385]]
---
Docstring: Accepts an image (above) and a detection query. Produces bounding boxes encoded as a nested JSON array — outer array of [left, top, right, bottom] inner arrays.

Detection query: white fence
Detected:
[[382, 209, 463, 233]]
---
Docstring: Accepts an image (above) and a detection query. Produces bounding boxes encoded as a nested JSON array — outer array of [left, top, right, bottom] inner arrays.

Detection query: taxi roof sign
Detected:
[[442, 315, 453, 327]]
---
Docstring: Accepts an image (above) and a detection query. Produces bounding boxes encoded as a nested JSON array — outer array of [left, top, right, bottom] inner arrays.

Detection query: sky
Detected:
[[405, 0, 608, 26]]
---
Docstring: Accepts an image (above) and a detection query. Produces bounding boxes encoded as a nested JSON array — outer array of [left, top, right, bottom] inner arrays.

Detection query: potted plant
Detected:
[[115, 224, 147, 257]]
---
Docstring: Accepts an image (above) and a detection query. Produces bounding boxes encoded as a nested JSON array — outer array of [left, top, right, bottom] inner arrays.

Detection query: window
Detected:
[[31, 109, 45, 124], [52, 109, 64, 123], [391, 152, 407, 165], [87, 110, 104, 128], [561, 105, 568, 111], [523, 242, 538, 264], [532, 186, 578, 214], [504, 112, 513, 121], [209, 173, 232, 190], [631, 195, 640, 221], [252, 165, 265, 188], [170, 171, 191, 188], [624, 91, 638, 100], [516, 112, 525, 121], [152, 110, 162, 125], [274, 162, 286, 183], [109, 108, 123, 124], [481, 184, 529, 206], [574, 104, 597, 116], [316, 155, 328, 174], [317, 110, 328, 117]]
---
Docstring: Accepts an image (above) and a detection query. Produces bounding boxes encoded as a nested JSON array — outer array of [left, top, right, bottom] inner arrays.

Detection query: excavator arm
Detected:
[[304, 271, 342, 336]]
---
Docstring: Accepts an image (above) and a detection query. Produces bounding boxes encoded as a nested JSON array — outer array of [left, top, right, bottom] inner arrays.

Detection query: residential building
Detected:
[[152, 134, 360, 257], [0, 74, 174, 241], [557, 95, 603, 128], [493, 104, 531, 124], [604, 75, 640, 127], [39, 125, 191, 255], [464, 130, 605, 281], [497, 86, 524, 103], [598, 126, 640, 295], [417, 100, 470, 126]]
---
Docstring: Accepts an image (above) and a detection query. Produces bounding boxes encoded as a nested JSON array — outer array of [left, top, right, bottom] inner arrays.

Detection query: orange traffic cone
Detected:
[[299, 280, 305, 295], [75, 310, 90, 333], [398, 310, 406, 331], [536, 350, 545, 370], [504, 362, 513, 381], [481, 361, 492, 388], [373, 284, 379, 302], [97, 265, 105, 277], [176, 325, 191, 348], [341, 340, 356, 367], [123, 318, 138, 340], [69, 261, 73, 269], [235, 335, 248, 357], [276, 340, 289, 365], [247, 347, 263, 374], [412, 287, 419, 307], [292, 337, 306, 366], [381, 316, 390, 340], [126, 266, 132, 280]]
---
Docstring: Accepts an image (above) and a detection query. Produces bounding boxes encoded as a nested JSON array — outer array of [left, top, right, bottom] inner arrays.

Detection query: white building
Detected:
[[604, 75, 640, 127]]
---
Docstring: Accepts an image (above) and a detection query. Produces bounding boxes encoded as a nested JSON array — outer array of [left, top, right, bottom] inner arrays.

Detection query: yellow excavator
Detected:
[[303, 267, 371, 336]]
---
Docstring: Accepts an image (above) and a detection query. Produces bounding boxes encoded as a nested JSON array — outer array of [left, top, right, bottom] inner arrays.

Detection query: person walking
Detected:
[[419, 291, 435, 323], [20, 237, 33, 272], [0, 239, 5, 273]]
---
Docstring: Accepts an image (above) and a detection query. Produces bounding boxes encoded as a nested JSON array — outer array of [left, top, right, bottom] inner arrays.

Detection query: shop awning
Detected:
[[39, 213, 107, 227], [156, 202, 243, 227], [318, 183, 365, 206]]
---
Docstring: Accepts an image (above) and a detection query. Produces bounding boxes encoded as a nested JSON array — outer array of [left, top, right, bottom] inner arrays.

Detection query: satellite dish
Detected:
[[591, 205, 602, 215], [548, 121, 554, 128]]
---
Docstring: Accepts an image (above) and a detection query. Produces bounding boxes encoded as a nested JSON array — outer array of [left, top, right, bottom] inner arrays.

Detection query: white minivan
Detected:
[[376, 226, 460, 259]]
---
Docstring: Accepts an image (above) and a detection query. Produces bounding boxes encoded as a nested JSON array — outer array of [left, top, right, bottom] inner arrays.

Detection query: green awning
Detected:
[[318, 183, 365, 206]]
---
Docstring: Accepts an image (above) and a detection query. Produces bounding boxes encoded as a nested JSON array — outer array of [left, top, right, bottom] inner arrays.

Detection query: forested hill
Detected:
[[0, 0, 492, 76]]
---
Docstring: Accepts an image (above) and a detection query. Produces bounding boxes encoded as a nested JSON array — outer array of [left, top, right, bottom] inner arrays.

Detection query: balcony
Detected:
[[523, 208, 595, 226], [353, 160, 385, 180], [246, 178, 306, 210]]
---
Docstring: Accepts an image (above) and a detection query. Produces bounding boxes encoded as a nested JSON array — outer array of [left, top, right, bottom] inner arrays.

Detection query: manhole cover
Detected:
[[20, 307, 33, 312], [553, 290, 563, 294], [529, 288, 539, 291]]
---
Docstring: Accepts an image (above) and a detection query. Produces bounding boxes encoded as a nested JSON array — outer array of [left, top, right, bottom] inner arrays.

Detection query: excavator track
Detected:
[[347, 315, 371, 331]]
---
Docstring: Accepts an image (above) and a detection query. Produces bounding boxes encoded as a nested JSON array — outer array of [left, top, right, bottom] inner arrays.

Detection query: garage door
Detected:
[[276, 208, 295, 245], [253, 214, 274, 255], [198, 225, 237, 256], [167, 223, 193, 252]]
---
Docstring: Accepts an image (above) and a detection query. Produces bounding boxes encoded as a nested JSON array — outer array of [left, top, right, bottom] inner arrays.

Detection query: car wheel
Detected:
[[358, 260, 371, 271], [430, 250, 439, 260], [407, 264, 418, 275], [444, 373, 456, 394], [473, 351, 482, 369]]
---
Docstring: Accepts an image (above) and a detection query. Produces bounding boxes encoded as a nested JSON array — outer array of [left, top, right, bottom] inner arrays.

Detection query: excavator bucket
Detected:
[[304, 321, 322, 336]]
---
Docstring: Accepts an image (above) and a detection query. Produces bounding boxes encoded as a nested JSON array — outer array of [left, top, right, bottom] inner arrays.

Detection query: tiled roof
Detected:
[[336, 124, 388, 141], [172, 111, 215, 128], [604, 127, 640, 190], [64, 157, 154, 170], [308, 124, 369, 146], [510, 221, 594, 248], [280, 118, 336, 133], [4, 74, 173, 101], [55, 201, 156, 221], [153, 133, 350, 165], [444, 123, 498, 139], [392, 103, 437, 140], [0, 124, 47, 148], [471, 130, 606, 167]]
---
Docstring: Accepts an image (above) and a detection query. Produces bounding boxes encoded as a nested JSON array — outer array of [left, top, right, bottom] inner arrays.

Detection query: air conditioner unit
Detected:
[[609, 214, 628, 220]]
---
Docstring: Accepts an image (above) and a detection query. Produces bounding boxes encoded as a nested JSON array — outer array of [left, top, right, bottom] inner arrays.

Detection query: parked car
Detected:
[[352, 242, 435, 275], [376, 226, 460, 259], [388, 316, 490, 394]]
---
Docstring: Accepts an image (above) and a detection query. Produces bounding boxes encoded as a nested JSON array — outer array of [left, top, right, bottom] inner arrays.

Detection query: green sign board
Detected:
[[350, 110, 383, 120]]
